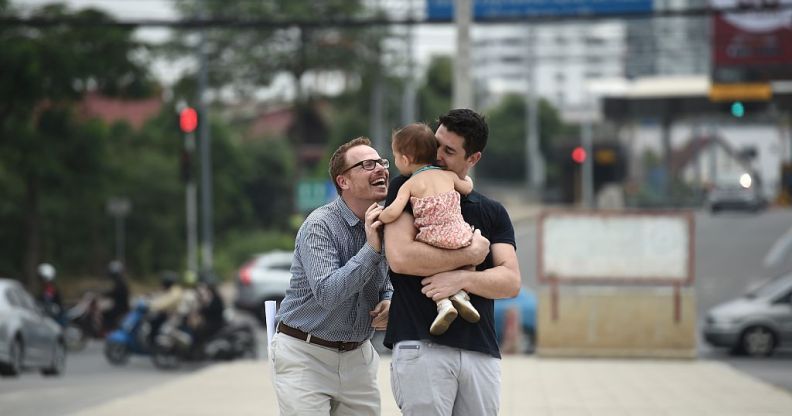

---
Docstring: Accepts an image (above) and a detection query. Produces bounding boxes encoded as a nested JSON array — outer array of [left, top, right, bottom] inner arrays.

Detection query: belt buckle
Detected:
[[338, 341, 357, 352]]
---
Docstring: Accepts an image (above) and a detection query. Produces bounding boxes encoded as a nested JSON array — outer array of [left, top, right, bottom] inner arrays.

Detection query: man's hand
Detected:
[[465, 229, 490, 266], [365, 203, 385, 253], [421, 269, 472, 301], [370, 299, 390, 330]]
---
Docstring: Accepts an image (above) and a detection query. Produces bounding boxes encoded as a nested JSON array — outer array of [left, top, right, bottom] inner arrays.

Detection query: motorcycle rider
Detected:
[[102, 260, 130, 331], [193, 272, 226, 350], [37, 263, 64, 324], [148, 271, 183, 345]]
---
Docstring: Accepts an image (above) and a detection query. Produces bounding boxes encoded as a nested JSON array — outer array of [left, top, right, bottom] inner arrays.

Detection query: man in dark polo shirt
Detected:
[[384, 109, 521, 416]]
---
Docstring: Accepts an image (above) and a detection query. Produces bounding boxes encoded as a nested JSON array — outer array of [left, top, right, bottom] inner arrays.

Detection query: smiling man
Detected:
[[271, 137, 393, 416]]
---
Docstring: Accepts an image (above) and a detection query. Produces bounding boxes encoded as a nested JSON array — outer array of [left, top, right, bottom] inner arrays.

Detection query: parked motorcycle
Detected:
[[104, 300, 151, 365], [150, 319, 257, 370]]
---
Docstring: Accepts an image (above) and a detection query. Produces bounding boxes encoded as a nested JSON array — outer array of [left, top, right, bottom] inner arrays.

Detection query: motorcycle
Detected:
[[104, 300, 151, 365], [150, 318, 257, 370], [62, 291, 104, 351]]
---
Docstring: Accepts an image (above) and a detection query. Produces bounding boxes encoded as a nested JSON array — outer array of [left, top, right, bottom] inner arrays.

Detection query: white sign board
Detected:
[[541, 212, 692, 283]]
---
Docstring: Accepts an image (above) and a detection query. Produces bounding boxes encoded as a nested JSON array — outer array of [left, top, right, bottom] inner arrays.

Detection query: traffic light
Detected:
[[571, 146, 586, 164], [179, 107, 198, 133], [730, 101, 745, 118]]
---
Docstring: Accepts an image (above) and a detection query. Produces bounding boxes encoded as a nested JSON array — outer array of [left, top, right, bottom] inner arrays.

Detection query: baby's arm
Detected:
[[379, 181, 413, 224], [453, 173, 474, 196]]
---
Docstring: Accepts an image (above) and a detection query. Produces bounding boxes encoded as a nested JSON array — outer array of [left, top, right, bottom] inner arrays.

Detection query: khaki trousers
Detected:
[[390, 340, 501, 416], [271, 332, 381, 416]]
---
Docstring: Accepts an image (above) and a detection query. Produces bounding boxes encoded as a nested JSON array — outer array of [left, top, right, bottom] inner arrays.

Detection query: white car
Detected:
[[703, 272, 792, 356], [708, 172, 767, 213], [233, 251, 293, 325], [0, 278, 66, 376]]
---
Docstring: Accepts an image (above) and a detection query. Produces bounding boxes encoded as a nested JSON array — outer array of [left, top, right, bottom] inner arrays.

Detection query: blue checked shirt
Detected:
[[277, 197, 392, 343]]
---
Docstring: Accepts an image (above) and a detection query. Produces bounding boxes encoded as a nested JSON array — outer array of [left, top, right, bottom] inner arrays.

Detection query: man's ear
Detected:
[[336, 174, 350, 192], [467, 151, 482, 167]]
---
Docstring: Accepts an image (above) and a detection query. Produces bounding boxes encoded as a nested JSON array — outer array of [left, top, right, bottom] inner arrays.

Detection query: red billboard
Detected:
[[712, 0, 792, 82]]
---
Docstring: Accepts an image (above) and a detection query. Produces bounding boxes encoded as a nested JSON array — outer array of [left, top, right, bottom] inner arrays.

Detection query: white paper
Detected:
[[265, 300, 278, 351]]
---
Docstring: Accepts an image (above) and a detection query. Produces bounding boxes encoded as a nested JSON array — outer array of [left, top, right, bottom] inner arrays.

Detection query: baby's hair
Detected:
[[392, 123, 438, 165]]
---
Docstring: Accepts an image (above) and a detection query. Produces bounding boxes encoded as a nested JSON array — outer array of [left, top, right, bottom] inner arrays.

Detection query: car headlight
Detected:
[[706, 314, 740, 326]]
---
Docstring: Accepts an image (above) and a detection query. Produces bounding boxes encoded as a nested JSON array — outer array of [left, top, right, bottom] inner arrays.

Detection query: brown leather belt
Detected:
[[277, 321, 364, 352]]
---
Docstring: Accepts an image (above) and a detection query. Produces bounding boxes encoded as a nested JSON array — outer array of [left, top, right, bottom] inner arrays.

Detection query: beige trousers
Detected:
[[271, 332, 381, 416]]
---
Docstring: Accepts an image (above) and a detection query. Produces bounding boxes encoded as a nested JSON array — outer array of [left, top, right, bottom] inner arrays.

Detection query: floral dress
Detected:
[[411, 190, 473, 249]]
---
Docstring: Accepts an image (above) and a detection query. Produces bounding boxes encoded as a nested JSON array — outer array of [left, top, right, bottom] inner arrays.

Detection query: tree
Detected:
[[478, 93, 572, 181], [417, 56, 453, 124], [0, 3, 154, 286]]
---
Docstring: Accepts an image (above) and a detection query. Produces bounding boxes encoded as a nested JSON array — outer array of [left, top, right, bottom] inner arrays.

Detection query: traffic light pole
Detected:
[[582, 121, 594, 208], [184, 133, 198, 275], [198, 25, 213, 273]]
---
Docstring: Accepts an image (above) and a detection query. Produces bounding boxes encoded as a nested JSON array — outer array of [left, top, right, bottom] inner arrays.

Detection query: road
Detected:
[[2, 207, 791, 415]]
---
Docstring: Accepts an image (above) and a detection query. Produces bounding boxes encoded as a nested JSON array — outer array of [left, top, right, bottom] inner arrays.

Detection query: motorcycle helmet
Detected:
[[160, 271, 178, 289], [108, 260, 124, 278], [37, 263, 56, 282]]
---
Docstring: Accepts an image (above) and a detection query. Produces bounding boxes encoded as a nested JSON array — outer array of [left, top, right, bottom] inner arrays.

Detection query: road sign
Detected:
[[426, 0, 653, 20], [708, 82, 773, 102], [297, 179, 335, 213]]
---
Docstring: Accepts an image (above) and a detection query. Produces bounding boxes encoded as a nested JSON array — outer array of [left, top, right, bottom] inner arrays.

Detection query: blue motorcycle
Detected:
[[104, 299, 151, 365]]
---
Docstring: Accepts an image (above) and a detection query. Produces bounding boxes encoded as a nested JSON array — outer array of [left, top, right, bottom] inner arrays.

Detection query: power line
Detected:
[[1, 4, 790, 29]]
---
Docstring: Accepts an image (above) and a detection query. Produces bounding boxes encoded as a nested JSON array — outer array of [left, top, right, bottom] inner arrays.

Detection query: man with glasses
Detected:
[[271, 137, 393, 416]]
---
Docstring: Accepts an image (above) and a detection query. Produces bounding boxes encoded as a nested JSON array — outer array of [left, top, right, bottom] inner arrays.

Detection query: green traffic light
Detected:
[[731, 101, 745, 118]]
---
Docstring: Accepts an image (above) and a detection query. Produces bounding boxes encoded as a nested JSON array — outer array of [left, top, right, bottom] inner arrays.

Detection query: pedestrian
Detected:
[[384, 109, 522, 416], [271, 136, 393, 416], [378, 122, 480, 336]]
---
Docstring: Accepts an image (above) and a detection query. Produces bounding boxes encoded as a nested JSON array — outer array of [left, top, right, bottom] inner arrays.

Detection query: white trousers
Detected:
[[271, 332, 381, 416], [390, 340, 501, 416]]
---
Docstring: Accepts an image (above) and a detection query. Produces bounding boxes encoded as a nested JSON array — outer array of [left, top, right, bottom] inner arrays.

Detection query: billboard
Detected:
[[426, 0, 654, 20], [711, 0, 792, 82]]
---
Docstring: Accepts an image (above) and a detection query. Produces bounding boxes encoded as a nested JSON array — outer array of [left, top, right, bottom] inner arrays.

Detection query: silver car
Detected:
[[234, 251, 293, 324], [0, 278, 66, 376], [703, 272, 792, 356]]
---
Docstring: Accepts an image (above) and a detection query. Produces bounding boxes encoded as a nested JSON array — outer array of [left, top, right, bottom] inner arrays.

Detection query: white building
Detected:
[[471, 22, 626, 122]]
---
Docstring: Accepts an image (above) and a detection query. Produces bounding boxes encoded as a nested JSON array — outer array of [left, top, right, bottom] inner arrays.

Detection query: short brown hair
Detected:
[[392, 123, 437, 166], [329, 136, 372, 195]]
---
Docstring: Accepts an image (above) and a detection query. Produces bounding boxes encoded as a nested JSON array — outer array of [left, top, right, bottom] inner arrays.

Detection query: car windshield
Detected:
[[745, 273, 792, 299]]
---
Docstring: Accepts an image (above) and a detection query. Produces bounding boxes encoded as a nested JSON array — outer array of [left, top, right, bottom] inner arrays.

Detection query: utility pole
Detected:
[[401, 0, 417, 125], [453, 0, 472, 110], [581, 121, 594, 208], [525, 25, 544, 193], [197, 18, 213, 272]]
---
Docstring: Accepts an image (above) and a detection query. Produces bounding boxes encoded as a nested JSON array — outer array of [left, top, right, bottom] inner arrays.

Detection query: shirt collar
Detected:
[[334, 197, 362, 227], [462, 190, 481, 204]]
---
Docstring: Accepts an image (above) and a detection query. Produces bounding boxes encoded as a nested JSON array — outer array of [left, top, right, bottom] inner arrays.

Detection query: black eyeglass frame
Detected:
[[342, 158, 389, 173]]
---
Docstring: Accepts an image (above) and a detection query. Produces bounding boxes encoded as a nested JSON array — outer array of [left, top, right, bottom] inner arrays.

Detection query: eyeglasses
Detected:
[[342, 158, 389, 173]]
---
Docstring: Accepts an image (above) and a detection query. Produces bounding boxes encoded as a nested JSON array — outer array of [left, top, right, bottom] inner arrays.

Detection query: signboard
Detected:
[[296, 179, 336, 213], [426, 0, 654, 20], [711, 0, 792, 83], [539, 211, 694, 284]]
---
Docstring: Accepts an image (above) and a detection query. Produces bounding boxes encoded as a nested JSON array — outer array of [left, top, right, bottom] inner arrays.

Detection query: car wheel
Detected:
[[739, 326, 776, 357], [41, 342, 66, 376], [0, 338, 23, 377]]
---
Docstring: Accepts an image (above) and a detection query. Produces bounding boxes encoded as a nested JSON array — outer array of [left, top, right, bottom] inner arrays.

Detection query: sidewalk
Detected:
[[72, 356, 792, 416]]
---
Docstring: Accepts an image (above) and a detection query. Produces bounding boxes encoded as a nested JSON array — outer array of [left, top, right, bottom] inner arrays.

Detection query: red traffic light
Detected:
[[179, 107, 198, 133], [571, 146, 586, 164]]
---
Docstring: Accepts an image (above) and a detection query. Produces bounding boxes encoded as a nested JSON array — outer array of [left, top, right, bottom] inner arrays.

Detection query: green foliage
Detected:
[[478, 94, 572, 181], [417, 56, 453, 124]]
